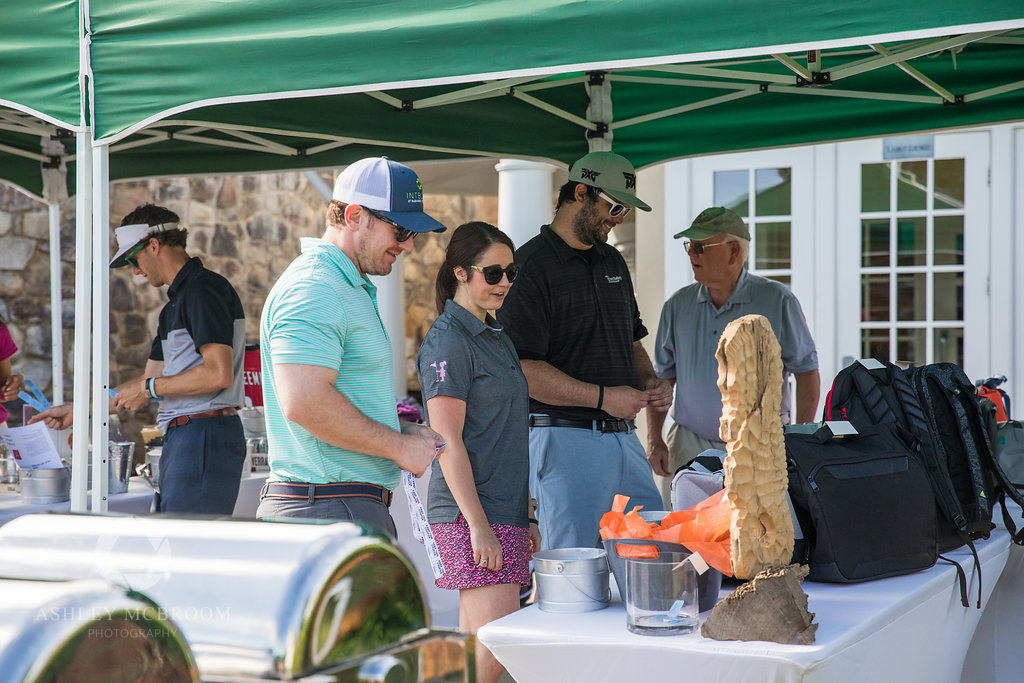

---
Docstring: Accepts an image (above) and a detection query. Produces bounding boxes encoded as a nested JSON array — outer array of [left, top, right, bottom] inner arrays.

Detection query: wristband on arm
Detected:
[[596, 385, 604, 410], [146, 377, 164, 401]]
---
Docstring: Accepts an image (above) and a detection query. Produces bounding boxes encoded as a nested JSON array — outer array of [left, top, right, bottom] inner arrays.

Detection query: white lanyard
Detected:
[[402, 470, 446, 580]]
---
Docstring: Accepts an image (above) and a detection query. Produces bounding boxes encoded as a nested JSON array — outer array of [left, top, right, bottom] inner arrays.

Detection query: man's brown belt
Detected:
[[167, 407, 237, 429]]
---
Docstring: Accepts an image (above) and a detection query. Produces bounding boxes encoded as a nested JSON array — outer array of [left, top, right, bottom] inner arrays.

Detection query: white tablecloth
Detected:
[[479, 529, 1011, 683], [961, 501, 1024, 682], [0, 471, 269, 526], [0, 478, 155, 525]]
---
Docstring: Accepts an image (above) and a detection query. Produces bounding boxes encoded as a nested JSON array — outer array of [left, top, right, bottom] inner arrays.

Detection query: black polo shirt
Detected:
[[149, 257, 246, 430], [497, 225, 647, 421]]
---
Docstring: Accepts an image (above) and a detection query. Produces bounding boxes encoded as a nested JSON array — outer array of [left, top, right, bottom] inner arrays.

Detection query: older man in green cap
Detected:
[[497, 151, 671, 550], [646, 206, 820, 507]]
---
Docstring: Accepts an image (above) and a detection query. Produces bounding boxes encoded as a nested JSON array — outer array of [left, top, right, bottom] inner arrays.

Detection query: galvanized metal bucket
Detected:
[[533, 547, 610, 613], [19, 467, 70, 504], [106, 441, 134, 494]]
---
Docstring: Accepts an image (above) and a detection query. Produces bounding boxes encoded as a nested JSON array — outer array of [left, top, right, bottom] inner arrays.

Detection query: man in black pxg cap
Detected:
[[497, 151, 672, 551]]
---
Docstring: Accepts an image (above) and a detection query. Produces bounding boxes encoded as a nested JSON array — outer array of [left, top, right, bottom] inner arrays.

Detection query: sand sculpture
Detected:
[[701, 564, 817, 644], [716, 314, 794, 579]]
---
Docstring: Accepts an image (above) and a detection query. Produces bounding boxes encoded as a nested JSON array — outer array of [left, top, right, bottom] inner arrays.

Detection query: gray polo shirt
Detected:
[[654, 270, 818, 441], [417, 300, 530, 527]]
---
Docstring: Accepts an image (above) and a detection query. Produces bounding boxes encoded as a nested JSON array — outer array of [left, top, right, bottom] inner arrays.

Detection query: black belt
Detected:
[[260, 481, 393, 507], [528, 415, 635, 433]]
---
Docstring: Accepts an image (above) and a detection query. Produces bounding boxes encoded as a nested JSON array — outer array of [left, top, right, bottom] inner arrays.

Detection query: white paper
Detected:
[[0, 422, 65, 469], [402, 470, 446, 579]]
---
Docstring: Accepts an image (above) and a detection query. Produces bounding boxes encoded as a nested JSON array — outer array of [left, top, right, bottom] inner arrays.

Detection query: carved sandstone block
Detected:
[[716, 314, 794, 579], [701, 563, 817, 644]]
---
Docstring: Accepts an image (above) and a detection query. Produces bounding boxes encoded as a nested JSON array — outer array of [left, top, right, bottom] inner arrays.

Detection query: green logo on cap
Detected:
[[416, 178, 422, 190]]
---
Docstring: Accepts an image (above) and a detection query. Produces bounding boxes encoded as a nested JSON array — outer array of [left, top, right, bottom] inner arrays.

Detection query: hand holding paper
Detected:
[[0, 422, 64, 469]]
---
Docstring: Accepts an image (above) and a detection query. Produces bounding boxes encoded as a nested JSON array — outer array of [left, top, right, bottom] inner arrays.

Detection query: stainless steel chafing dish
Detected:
[[0, 577, 199, 682], [0, 514, 472, 682]]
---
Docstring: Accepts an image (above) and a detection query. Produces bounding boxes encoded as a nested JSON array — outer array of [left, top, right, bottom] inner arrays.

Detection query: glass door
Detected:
[[836, 134, 989, 375], [691, 148, 815, 309]]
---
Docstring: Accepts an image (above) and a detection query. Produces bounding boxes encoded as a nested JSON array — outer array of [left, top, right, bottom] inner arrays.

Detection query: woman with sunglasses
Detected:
[[416, 221, 538, 683]]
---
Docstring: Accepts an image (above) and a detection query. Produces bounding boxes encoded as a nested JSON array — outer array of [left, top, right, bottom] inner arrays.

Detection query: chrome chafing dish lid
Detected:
[[0, 513, 429, 680], [0, 577, 198, 683]]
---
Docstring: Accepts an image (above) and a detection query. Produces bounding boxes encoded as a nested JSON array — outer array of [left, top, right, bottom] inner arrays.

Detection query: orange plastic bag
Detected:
[[599, 490, 733, 576]]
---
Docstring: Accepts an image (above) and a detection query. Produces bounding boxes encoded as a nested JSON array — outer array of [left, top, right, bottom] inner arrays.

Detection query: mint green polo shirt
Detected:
[[260, 237, 400, 489]]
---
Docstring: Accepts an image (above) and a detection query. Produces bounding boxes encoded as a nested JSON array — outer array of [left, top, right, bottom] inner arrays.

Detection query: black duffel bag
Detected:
[[786, 422, 938, 583]]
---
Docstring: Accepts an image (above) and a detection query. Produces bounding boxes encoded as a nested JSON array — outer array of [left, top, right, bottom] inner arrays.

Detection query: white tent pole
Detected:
[[48, 204, 64, 406], [90, 144, 110, 513], [69, 134, 92, 513], [586, 72, 613, 152]]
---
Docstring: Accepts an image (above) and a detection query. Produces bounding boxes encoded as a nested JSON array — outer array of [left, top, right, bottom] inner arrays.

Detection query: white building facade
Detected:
[[630, 123, 1024, 416]]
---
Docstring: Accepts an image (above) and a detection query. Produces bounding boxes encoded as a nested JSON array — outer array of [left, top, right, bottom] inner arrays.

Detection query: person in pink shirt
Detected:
[[0, 317, 25, 426]]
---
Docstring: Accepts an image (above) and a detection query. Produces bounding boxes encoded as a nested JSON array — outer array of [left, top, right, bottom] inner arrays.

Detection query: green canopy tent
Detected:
[[2, 0, 1022, 510]]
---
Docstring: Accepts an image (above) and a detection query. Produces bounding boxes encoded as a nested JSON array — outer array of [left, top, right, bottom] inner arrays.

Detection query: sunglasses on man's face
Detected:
[[598, 191, 631, 219], [124, 241, 148, 268], [366, 207, 416, 243], [683, 239, 731, 255], [469, 263, 520, 285]]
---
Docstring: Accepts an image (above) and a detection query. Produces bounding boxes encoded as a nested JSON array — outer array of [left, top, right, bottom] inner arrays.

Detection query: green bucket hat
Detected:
[[673, 207, 750, 240], [567, 151, 652, 212]]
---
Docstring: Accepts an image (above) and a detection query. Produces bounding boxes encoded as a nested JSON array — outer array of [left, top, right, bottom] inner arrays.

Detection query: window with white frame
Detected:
[[713, 168, 793, 286], [858, 159, 965, 367]]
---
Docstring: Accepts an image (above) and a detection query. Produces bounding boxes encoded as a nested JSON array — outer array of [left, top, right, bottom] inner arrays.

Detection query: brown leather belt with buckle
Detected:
[[167, 407, 238, 429], [261, 481, 393, 507]]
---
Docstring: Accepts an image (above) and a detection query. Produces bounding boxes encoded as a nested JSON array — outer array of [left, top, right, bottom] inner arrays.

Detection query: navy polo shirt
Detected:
[[497, 225, 647, 421], [149, 257, 246, 431]]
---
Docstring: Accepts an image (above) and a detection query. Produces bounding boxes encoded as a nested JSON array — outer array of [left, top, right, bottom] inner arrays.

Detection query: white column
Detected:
[[90, 144, 110, 513], [69, 134, 92, 513], [370, 265, 407, 399], [634, 164, 667, 450], [495, 159, 555, 250]]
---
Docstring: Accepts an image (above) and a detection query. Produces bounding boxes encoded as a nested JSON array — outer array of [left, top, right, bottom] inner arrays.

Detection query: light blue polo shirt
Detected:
[[654, 269, 818, 441], [260, 237, 400, 489]]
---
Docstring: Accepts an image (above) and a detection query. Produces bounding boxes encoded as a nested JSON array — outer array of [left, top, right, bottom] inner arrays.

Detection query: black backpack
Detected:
[[823, 360, 979, 552], [786, 423, 938, 583], [904, 363, 1024, 547], [825, 360, 1024, 550]]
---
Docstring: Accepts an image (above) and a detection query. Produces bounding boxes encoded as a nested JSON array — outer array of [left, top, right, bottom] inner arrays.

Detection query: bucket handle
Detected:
[[555, 562, 611, 604], [609, 537, 688, 560]]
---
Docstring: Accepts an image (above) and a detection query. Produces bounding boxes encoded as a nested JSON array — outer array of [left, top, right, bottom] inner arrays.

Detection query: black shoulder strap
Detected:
[[849, 365, 898, 424], [905, 369, 970, 534]]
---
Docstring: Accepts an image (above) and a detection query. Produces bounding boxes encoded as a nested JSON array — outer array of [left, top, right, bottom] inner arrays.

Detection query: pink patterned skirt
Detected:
[[430, 516, 531, 590]]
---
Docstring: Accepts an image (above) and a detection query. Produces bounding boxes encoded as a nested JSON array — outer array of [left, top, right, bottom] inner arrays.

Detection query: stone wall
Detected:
[[0, 174, 497, 443]]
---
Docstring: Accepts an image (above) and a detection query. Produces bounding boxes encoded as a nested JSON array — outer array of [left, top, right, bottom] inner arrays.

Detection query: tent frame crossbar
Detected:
[[870, 43, 957, 103]]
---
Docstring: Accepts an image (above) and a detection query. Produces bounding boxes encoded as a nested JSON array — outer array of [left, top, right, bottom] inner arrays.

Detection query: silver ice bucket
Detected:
[[0, 577, 198, 683], [0, 514, 473, 681], [19, 467, 70, 504]]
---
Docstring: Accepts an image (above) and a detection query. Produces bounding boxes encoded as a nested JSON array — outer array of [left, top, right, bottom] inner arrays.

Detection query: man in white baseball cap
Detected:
[[34, 203, 248, 515], [257, 157, 447, 534], [496, 151, 671, 551]]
